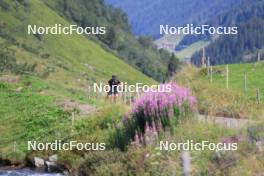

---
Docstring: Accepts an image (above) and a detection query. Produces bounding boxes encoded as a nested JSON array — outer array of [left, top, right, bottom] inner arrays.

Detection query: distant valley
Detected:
[[107, 0, 264, 64]]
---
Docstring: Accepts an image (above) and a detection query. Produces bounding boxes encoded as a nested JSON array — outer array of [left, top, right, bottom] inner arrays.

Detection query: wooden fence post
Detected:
[[129, 92, 132, 105], [181, 151, 191, 176], [71, 112, 75, 127], [226, 64, 229, 89], [13, 141, 17, 152], [257, 88, 261, 104], [207, 57, 210, 77], [201, 48, 206, 68], [90, 86, 92, 99], [124, 91, 126, 103], [244, 72, 247, 92], [210, 66, 213, 83], [120, 91, 123, 102]]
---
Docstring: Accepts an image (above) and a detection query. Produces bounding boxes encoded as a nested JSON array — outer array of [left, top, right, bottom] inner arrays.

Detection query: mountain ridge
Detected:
[[106, 0, 243, 37]]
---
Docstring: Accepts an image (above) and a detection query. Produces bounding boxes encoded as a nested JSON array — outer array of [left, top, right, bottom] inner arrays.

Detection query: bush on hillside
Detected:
[[0, 43, 17, 72], [247, 123, 264, 143], [78, 150, 126, 176], [16, 0, 30, 7], [21, 43, 39, 55], [123, 83, 196, 146], [0, 43, 37, 74], [78, 145, 183, 176], [0, 1, 10, 11]]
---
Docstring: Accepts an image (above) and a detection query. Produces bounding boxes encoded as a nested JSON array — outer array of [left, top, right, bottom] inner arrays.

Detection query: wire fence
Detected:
[[206, 63, 263, 104]]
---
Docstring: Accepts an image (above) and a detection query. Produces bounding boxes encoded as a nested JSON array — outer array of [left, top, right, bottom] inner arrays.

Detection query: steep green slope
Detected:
[[0, 0, 155, 89], [42, 0, 171, 82], [0, 0, 156, 162], [0, 76, 128, 162]]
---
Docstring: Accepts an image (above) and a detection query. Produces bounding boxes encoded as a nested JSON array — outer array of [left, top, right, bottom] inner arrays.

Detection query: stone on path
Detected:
[[58, 99, 97, 116], [0, 75, 20, 83]]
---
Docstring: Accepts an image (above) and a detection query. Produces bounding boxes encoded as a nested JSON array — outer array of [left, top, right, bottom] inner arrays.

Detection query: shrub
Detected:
[[0, 1, 10, 11], [78, 150, 126, 176], [12, 62, 37, 74], [40, 53, 50, 59], [125, 83, 196, 145], [0, 43, 37, 74], [21, 43, 39, 55], [247, 123, 264, 143], [39, 66, 55, 78], [0, 44, 16, 72], [34, 33, 43, 41]]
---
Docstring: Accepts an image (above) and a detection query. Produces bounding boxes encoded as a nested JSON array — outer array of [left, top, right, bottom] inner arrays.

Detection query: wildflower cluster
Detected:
[[127, 83, 196, 145]]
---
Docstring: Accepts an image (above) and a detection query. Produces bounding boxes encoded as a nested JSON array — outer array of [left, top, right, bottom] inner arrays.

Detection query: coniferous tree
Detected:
[[167, 54, 180, 77]]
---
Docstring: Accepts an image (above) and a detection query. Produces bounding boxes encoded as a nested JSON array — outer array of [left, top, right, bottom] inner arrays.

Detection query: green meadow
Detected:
[[208, 61, 264, 104]]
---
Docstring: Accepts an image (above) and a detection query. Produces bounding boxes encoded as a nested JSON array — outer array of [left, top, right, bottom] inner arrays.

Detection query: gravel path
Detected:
[[197, 114, 255, 129]]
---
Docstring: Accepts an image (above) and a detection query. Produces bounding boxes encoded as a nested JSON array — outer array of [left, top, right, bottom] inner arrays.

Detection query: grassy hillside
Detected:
[[0, 76, 129, 162], [0, 0, 154, 165], [42, 0, 171, 82], [209, 62, 264, 100], [154, 34, 183, 53], [175, 40, 209, 60], [1, 63, 263, 175], [172, 63, 264, 175], [0, 70, 226, 172], [0, 0, 155, 88], [174, 63, 264, 119], [154, 34, 209, 61]]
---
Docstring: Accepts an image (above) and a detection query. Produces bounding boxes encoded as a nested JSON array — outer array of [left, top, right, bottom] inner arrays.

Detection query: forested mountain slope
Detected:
[[191, 0, 264, 65], [106, 0, 242, 37]]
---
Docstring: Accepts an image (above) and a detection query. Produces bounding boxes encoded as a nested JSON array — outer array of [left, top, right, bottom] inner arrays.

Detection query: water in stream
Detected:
[[0, 169, 64, 176]]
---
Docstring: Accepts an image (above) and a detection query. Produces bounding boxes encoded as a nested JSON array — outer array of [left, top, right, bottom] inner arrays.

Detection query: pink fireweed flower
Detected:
[[134, 131, 139, 141], [130, 83, 196, 139], [145, 122, 151, 133], [132, 131, 140, 147], [121, 112, 129, 123], [139, 132, 143, 143], [157, 120, 162, 132], [151, 121, 157, 132]]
